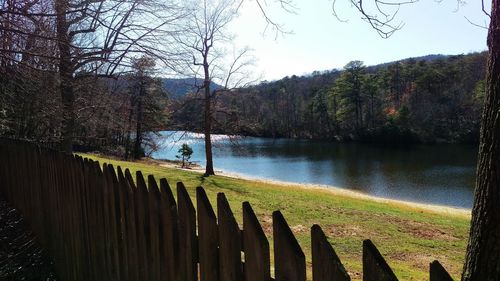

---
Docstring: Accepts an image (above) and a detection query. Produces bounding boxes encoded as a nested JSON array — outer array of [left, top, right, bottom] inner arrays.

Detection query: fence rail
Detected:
[[0, 139, 455, 281]]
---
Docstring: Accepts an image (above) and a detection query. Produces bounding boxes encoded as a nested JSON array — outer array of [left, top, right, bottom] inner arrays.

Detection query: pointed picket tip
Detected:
[[311, 224, 350, 281], [273, 210, 306, 281], [362, 239, 398, 281], [242, 201, 270, 281], [272, 211, 305, 258], [430, 260, 454, 281], [124, 168, 136, 188], [196, 186, 217, 219], [148, 175, 161, 196]]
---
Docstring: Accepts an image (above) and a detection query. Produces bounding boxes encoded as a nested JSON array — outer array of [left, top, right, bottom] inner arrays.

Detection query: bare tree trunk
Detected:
[[124, 98, 134, 159], [203, 69, 215, 176], [462, 1, 500, 280], [332, 94, 339, 135], [134, 81, 144, 159], [56, 0, 75, 153]]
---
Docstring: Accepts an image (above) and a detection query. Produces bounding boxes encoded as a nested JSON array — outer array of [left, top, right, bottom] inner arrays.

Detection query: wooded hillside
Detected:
[[1, 51, 486, 157], [171, 52, 487, 144]]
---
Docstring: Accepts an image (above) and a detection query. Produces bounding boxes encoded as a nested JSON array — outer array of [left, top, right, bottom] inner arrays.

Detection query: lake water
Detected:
[[151, 131, 477, 208]]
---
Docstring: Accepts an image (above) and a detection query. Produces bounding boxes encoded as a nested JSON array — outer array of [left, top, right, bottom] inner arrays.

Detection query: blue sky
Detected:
[[228, 0, 489, 81]]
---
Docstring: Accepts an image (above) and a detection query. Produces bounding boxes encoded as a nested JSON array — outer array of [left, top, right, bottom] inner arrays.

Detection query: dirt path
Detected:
[[0, 197, 57, 280]]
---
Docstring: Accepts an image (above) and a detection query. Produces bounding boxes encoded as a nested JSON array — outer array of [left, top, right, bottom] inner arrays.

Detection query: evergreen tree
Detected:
[[176, 143, 193, 168], [330, 61, 365, 133]]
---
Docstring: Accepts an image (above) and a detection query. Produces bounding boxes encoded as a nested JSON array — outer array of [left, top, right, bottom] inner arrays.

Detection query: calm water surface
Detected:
[[151, 131, 477, 208]]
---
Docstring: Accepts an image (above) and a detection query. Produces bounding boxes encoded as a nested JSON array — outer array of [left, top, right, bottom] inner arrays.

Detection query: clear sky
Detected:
[[228, 0, 489, 81]]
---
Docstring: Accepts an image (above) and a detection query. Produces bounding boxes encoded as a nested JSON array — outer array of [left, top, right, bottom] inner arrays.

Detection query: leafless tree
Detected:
[[1, 0, 184, 151], [176, 0, 255, 176]]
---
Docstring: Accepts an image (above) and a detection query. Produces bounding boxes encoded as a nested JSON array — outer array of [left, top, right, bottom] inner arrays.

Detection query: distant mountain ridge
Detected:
[[382, 54, 448, 65], [366, 54, 449, 71], [163, 78, 223, 99], [163, 52, 480, 99]]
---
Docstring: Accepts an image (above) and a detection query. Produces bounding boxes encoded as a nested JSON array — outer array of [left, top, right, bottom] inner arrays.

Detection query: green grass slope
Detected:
[[79, 153, 470, 280]]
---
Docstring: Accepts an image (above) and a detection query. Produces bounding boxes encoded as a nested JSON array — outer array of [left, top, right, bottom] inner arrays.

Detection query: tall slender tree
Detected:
[[330, 61, 365, 132], [177, 0, 253, 176]]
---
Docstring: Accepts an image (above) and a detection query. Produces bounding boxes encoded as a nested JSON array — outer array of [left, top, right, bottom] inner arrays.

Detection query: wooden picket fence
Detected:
[[0, 139, 456, 281]]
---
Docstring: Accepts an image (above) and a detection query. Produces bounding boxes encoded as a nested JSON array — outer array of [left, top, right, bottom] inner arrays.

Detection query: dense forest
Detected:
[[0, 53, 169, 157], [1, 49, 486, 160], [0, 0, 178, 158], [0, 0, 487, 158], [171, 52, 487, 144]]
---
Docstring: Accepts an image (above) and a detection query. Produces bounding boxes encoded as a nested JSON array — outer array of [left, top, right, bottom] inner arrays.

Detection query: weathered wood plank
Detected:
[[93, 161, 110, 281], [311, 224, 350, 281], [99, 163, 113, 281], [217, 193, 243, 281], [197, 186, 219, 281], [103, 164, 120, 281], [114, 166, 129, 281], [83, 158, 98, 280], [362, 240, 398, 281], [125, 168, 135, 187], [74, 155, 90, 281], [69, 154, 84, 281], [135, 171, 150, 281], [159, 178, 179, 281], [430, 260, 454, 281], [242, 201, 271, 281], [273, 210, 306, 281], [148, 175, 162, 281], [119, 168, 140, 281], [177, 182, 198, 281]]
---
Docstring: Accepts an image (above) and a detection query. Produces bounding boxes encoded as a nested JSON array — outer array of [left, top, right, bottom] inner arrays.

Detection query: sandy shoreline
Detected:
[[158, 160, 471, 218]]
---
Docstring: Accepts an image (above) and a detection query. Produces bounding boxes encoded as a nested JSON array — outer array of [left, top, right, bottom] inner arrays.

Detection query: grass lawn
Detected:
[[79, 153, 470, 281]]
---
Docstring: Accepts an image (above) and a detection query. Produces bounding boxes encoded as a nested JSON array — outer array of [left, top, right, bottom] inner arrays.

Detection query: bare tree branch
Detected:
[[465, 15, 488, 29]]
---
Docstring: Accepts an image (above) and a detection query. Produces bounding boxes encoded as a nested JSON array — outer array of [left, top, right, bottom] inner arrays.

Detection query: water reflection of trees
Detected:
[[155, 132, 476, 207]]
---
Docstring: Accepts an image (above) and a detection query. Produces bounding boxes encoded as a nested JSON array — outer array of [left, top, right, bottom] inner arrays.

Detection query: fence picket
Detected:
[[311, 224, 351, 281], [74, 155, 90, 281], [148, 175, 162, 281], [177, 182, 198, 281], [159, 178, 179, 281], [430, 261, 454, 281], [273, 210, 306, 281], [93, 161, 109, 281], [69, 155, 84, 281], [119, 168, 140, 281], [135, 171, 151, 281], [113, 166, 129, 281], [103, 164, 121, 281], [197, 186, 219, 281], [242, 201, 271, 281], [217, 193, 243, 281], [362, 240, 398, 281], [82, 158, 96, 280]]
